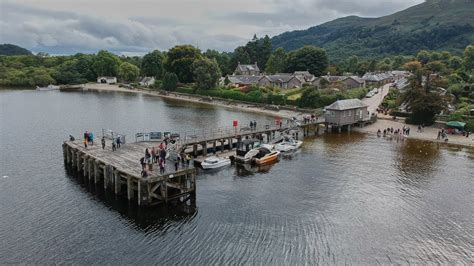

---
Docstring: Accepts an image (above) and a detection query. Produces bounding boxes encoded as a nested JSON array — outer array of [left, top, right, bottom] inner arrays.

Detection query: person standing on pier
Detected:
[[89, 132, 94, 145], [159, 158, 165, 174], [101, 137, 105, 149], [151, 147, 157, 163], [254, 120, 257, 130], [116, 136, 121, 148], [112, 139, 116, 151], [83, 138, 87, 148], [160, 148, 167, 164]]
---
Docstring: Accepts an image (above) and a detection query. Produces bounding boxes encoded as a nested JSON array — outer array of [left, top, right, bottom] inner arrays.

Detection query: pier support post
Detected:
[[114, 171, 121, 194], [127, 176, 133, 200], [193, 144, 198, 157], [213, 141, 216, 154], [220, 140, 225, 153], [103, 165, 108, 190], [93, 161, 98, 184], [202, 142, 207, 156]]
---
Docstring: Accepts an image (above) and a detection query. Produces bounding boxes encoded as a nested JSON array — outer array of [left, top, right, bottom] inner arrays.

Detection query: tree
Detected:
[[164, 45, 202, 83], [346, 55, 359, 74], [265, 48, 287, 74], [258, 35, 272, 70], [230, 46, 251, 71], [392, 55, 404, 69], [30, 68, 55, 86], [192, 58, 221, 90], [463, 44, 474, 71], [425, 61, 446, 73], [162, 72, 179, 91], [401, 73, 446, 125], [287, 46, 328, 76], [118, 62, 140, 82], [403, 60, 422, 73], [449, 56, 463, 70], [204, 49, 232, 76], [141, 50, 164, 78], [92, 50, 120, 77], [416, 50, 431, 65]]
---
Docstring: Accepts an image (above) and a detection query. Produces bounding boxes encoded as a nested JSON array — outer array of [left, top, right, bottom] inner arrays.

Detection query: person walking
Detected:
[[83, 138, 88, 148], [101, 137, 106, 149], [112, 139, 116, 151], [89, 132, 94, 145]]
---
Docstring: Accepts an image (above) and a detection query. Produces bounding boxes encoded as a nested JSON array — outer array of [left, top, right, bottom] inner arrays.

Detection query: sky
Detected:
[[0, 0, 424, 55]]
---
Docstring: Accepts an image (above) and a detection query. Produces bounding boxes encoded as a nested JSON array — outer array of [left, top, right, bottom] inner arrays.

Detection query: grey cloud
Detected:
[[0, 0, 424, 54]]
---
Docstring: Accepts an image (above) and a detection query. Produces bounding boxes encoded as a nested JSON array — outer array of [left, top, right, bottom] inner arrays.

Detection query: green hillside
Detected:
[[0, 44, 32, 56], [271, 0, 474, 62]]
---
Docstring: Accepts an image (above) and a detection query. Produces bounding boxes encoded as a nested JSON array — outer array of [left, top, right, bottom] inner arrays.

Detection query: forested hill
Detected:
[[0, 44, 32, 56], [271, 0, 474, 62]]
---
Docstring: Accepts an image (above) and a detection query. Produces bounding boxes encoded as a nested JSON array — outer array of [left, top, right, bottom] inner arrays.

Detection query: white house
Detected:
[[97, 76, 117, 84], [139, 77, 155, 87]]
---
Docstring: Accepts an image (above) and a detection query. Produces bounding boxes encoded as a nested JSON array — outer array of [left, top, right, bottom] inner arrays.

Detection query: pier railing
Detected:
[[135, 117, 325, 147]]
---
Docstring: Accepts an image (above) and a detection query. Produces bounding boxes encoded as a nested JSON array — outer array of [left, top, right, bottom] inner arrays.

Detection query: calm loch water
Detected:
[[0, 90, 473, 264]]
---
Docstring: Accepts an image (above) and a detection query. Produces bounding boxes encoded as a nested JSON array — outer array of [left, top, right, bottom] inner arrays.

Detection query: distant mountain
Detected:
[[271, 0, 474, 62], [0, 44, 32, 56]]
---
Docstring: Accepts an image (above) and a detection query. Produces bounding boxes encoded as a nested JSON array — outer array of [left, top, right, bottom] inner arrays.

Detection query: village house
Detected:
[[362, 72, 393, 86], [234, 62, 260, 75], [139, 76, 155, 87], [258, 74, 304, 89], [97, 76, 117, 84], [227, 75, 261, 87], [324, 99, 369, 132], [311, 75, 365, 89]]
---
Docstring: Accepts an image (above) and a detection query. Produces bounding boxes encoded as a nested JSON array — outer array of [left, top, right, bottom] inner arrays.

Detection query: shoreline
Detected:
[[81, 83, 306, 119], [60, 83, 473, 148], [354, 117, 474, 148]]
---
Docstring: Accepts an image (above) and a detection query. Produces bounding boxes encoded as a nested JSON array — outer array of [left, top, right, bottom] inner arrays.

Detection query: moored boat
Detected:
[[274, 137, 303, 152], [201, 156, 231, 169], [253, 148, 280, 165], [36, 85, 60, 91]]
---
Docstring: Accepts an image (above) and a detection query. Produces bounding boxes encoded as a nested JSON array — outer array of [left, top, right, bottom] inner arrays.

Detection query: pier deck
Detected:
[[63, 140, 196, 206]]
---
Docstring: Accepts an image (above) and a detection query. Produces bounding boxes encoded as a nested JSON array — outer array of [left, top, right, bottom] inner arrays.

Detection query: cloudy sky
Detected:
[[0, 0, 423, 55]]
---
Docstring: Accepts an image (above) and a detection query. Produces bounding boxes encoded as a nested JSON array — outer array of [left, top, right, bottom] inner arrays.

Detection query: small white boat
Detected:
[[274, 138, 303, 152], [36, 85, 60, 91], [201, 156, 231, 169]]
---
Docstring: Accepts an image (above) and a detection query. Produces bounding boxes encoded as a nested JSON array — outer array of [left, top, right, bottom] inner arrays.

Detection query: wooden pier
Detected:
[[63, 140, 196, 206], [174, 119, 325, 157], [62, 119, 324, 206]]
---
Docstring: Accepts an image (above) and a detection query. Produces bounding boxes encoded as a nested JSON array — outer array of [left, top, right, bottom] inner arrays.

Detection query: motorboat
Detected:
[[253, 148, 280, 165], [36, 85, 60, 91], [274, 137, 303, 152], [233, 139, 263, 163], [201, 156, 231, 169]]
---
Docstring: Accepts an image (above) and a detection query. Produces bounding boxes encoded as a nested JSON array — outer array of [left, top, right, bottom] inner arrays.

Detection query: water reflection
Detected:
[[64, 165, 197, 232], [394, 139, 441, 181]]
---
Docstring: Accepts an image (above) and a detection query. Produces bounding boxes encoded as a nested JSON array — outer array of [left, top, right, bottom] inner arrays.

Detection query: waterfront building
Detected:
[[97, 76, 117, 84], [324, 99, 369, 131]]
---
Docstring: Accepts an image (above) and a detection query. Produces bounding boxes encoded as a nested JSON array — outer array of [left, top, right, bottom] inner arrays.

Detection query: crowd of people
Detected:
[[140, 142, 191, 177], [81, 131, 123, 151], [377, 126, 411, 139]]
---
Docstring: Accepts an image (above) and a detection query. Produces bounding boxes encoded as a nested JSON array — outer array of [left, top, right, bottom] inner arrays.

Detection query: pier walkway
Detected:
[[62, 119, 324, 206]]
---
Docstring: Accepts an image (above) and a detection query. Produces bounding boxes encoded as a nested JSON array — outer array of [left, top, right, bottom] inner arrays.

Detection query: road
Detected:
[[362, 83, 391, 115]]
